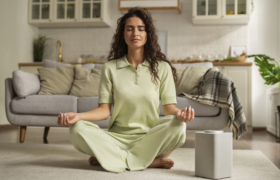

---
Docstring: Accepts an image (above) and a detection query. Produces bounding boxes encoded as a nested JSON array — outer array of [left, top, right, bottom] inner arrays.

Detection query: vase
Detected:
[[34, 57, 42, 62]]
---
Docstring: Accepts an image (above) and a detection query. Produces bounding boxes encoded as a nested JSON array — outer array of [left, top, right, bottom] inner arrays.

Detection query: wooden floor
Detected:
[[0, 125, 279, 170]]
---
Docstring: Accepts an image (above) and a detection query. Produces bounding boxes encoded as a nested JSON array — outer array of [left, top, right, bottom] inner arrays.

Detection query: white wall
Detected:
[[248, 0, 279, 127], [0, 0, 38, 125]]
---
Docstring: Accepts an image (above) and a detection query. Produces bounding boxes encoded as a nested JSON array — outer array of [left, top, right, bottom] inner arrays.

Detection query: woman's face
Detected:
[[124, 17, 147, 50]]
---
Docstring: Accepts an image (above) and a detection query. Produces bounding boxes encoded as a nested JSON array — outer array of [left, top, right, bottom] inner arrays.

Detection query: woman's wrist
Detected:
[[77, 113, 82, 121]]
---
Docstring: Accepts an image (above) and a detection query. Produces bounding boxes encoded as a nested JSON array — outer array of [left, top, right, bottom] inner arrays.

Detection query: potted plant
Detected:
[[33, 35, 50, 62], [248, 54, 280, 87], [248, 54, 280, 142]]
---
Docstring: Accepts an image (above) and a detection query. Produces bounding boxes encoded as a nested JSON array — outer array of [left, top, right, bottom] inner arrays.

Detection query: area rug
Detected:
[[0, 143, 279, 180]]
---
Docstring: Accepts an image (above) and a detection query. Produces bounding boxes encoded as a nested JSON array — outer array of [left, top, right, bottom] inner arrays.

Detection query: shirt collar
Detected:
[[116, 55, 150, 69]]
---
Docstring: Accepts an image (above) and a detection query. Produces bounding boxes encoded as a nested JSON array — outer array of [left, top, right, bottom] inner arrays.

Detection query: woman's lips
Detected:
[[132, 39, 140, 42]]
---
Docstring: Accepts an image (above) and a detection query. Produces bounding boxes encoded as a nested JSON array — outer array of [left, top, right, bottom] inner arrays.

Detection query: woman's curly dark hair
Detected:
[[107, 6, 178, 88]]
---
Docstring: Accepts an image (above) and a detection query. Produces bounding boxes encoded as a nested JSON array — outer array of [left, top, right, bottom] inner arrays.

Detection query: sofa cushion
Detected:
[[69, 66, 101, 97], [11, 95, 78, 115], [43, 59, 71, 68], [77, 97, 114, 114], [159, 97, 220, 117], [37, 65, 76, 95], [12, 70, 41, 98]]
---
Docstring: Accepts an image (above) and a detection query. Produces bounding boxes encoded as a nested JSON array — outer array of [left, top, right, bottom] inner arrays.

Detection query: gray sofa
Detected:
[[5, 61, 229, 143]]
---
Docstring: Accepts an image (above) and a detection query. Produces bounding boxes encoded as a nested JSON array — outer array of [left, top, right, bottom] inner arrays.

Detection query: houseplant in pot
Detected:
[[248, 54, 280, 142], [33, 35, 50, 62]]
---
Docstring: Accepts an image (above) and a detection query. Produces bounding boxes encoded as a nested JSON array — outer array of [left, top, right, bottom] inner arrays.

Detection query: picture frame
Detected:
[[230, 45, 247, 57]]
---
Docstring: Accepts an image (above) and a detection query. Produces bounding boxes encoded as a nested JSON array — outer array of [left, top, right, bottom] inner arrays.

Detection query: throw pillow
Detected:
[[12, 70, 41, 98], [43, 59, 71, 68], [69, 65, 101, 97], [175, 66, 210, 95], [37, 65, 76, 95]]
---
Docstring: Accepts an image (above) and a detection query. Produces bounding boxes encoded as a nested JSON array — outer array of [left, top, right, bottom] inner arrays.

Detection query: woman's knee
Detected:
[[169, 115, 187, 133], [178, 131, 186, 147], [69, 120, 101, 137], [69, 120, 86, 136]]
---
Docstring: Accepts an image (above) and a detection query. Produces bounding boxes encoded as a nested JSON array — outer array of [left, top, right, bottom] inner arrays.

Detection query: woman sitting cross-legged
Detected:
[[57, 7, 195, 174]]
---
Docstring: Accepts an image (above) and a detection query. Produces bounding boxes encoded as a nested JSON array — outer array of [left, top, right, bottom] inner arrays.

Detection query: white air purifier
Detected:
[[195, 130, 232, 179]]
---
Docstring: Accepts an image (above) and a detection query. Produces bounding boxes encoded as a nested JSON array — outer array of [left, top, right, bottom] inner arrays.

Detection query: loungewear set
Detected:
[[69, 55, 186, 173]]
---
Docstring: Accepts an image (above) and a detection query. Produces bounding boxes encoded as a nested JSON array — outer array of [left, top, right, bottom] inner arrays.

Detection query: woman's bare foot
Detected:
[[88, 156, 100, 166], [147, 156, 174, 169]]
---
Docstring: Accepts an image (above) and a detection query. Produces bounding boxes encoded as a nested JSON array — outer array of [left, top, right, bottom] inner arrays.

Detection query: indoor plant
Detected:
[[249, 54, 280, 142], [33, 35, 50, 62], [248, 54, 280, 88]]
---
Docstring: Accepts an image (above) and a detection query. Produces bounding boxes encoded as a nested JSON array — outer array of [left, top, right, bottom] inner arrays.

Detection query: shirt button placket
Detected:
[[135, 72, 138, 84], [136, 66, 140, 84]]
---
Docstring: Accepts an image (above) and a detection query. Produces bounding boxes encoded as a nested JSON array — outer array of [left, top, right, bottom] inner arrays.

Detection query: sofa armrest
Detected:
[[5, 78, 17, 125]]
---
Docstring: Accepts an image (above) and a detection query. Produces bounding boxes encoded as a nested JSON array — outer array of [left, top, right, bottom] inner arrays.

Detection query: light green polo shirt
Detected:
[[98, 54, 177, 135]]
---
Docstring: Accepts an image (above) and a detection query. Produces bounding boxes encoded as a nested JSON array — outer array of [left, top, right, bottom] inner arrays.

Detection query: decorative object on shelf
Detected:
[[221, 57, 236, 62], [33, 35, 50, 62], [56, 40, 63, 62], [230, 45, 247, 62], [230, 45, 247, 57], [235, 53, 247, 62], [249, 54, 280, 143], [76, 57, 82, 63]]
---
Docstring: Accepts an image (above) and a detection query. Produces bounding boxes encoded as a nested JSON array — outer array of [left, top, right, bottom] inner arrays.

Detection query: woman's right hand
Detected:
[[57, 112, 80, 127]]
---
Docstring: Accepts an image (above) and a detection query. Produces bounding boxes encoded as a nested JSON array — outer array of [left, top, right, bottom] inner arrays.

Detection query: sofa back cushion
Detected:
[[174, 66, 210, 95], [37, 66, 75, 95], [172, 62, 213, 67], [69, 65, 101, 97], [12, 70, 41, 98], [81, 64, 96, 69], [43, 59, 97, 70], [43, 59, 71, 68]]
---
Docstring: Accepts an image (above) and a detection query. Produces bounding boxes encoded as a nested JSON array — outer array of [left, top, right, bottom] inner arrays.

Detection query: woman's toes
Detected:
[[169, 159, 174, 166], [88, 156, 98, 164], [158, 157, 175, 168]]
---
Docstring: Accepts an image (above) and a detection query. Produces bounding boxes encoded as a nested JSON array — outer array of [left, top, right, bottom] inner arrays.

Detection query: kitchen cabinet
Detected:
[[28, 0, 111, 27], [28, 0, 53, 23], [118, 0, 182, 14], [215, 65, 252, 126], [192, 0, 251, 25], [53, 0, 79, 22]]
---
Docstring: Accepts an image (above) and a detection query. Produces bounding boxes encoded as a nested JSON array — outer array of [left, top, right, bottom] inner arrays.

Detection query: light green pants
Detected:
[[69, 115, 186, 174]]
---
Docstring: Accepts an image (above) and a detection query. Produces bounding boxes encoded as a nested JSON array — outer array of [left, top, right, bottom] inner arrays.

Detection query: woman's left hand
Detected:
[[176, 106, 195, 123]]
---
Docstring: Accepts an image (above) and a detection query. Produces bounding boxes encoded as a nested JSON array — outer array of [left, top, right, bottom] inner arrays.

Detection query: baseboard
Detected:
[[253, 127, 266, 131]]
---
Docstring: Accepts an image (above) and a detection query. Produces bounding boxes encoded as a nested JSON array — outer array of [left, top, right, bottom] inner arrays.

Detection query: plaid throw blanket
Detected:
[[178, 68, 247, 140]]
